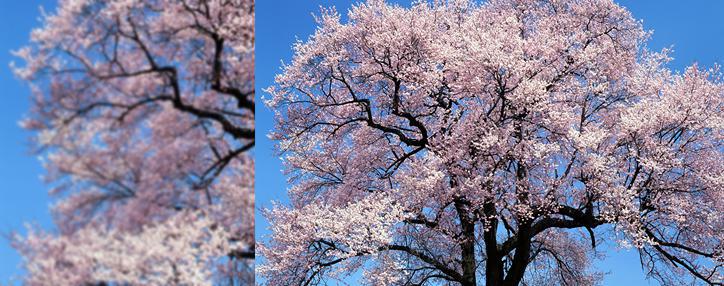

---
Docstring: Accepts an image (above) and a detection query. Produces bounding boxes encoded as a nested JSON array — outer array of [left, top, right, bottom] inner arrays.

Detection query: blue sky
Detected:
[[0, 0, 56, 284], [256, 0, 723, 285], [0, 0, 721, 285]]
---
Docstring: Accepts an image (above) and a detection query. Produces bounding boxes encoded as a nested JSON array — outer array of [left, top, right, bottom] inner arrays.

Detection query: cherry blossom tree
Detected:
[[11, 0, 254, 285], [261, 0, 723, 285]]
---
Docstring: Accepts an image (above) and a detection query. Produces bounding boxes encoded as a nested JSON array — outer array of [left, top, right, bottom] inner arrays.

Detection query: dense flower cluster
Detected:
[[15, 211, 241, 285]]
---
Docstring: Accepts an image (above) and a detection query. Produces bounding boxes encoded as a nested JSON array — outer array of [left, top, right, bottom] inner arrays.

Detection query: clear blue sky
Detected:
[[0, 0, 56, 284], [256, 1, 723, 285], [1, 0, 721, 285]]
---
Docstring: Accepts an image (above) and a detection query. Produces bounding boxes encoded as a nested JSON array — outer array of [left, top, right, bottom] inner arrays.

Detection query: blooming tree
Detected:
[[11, 0, 255, 285], [262, 0, 723, 285]]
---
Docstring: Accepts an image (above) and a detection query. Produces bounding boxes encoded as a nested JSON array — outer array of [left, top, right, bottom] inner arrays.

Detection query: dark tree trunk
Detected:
[[483, 201, 504, 286], [455, 198, 478, 286], [503, 226, 531, 286]]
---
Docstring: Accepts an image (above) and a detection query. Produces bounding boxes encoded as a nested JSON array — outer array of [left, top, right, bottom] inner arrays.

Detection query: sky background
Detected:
[[0, 0, 56, 284], [256, 0, 723, 285], [0, 0, 721, 285]]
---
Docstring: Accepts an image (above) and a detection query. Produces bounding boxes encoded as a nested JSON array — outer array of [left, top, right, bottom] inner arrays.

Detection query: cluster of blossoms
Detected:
[[15, 211, 241, 285]]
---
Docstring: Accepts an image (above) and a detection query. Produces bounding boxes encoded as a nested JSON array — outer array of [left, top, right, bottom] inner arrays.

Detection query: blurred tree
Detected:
[[11, 0, 255, 285]]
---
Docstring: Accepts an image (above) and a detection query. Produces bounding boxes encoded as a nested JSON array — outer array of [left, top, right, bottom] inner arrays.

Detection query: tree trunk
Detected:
[[482, 200, 504, 286], [455, 198, 478, 286]]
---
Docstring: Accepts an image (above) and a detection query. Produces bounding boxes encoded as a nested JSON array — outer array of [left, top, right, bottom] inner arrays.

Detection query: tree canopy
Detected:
[[261, 0, 723, 285]]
